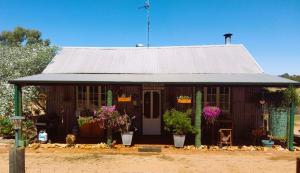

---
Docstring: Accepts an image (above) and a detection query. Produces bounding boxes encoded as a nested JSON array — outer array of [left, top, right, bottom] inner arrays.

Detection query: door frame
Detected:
[[142, 89, 162, 135]]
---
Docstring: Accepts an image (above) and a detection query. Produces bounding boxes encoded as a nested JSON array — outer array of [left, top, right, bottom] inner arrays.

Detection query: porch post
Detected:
[[288, 102, 295, 151], [13, 84, 22, 147], [195, 90, 202, 147], [106, 89, 113, 145]]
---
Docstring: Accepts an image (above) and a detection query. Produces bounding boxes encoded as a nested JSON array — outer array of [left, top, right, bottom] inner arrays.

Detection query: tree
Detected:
[[0, 27, 50, 46], [280, 73, 300, 82], [0, 44, 57, 116]]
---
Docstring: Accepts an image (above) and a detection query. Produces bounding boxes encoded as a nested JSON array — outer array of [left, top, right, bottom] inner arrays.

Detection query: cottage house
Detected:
[[9, 34, 299, 145]]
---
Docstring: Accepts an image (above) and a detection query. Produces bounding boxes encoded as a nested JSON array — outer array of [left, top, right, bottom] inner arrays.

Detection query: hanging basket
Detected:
[[118, 95, 132, 102], [177, 96, 192, 104]]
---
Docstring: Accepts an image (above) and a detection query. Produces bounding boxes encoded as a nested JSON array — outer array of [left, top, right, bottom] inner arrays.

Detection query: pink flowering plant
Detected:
[[203, 106, 221, 124], [93, 105, 136, 132], [93, 105, 122, 130]]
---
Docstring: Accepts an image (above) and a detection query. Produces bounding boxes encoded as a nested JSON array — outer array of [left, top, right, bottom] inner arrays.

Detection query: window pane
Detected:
[[144, 92, 151, 118], [78, 86, 87, 108], [152, 92, 160, 118], [219, 87, 230, 112], [89, 86, 99, 109], [101, 86, 106, 106]]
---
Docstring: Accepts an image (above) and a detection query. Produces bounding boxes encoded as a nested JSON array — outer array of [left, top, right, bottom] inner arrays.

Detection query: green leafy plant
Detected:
[[163, 109, 197, 135], [21, 119, 36, 142], [0, 116, 13, 137], [0, 44, 57, 116], [77, 116, 94, 128], [283, 85, 299, 106]]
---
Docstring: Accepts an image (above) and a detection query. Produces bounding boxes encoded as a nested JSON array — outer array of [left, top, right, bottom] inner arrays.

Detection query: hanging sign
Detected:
[[118, 94, 132, 102], [177, 96, 192, 104]]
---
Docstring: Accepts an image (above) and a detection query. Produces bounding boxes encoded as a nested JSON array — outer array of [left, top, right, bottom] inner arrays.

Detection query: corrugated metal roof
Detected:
[[9, 73, 299, 86], [43, 44, 264, 74]]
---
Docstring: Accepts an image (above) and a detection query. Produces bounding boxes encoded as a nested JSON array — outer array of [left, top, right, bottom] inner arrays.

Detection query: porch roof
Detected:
[[9, 73, 299, 86]]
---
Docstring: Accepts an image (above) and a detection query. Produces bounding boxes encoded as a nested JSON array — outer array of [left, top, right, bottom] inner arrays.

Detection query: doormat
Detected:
[[138, 146, 162, 153]]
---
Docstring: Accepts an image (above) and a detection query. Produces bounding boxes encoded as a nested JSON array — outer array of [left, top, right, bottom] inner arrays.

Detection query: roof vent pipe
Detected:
[[136, 44, 144, 47], [223, 33, 233, 45]]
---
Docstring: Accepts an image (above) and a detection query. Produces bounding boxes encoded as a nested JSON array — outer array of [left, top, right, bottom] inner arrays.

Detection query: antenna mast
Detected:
[[139, 0, 150, 47]]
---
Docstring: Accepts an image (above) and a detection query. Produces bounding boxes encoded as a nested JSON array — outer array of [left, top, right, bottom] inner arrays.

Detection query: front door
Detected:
[[143, 90, 161, 135]]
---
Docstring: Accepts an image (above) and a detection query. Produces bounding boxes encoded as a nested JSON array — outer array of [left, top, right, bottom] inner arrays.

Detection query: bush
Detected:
[[163, 109, 196, 135], [0, 116, 13, 137]]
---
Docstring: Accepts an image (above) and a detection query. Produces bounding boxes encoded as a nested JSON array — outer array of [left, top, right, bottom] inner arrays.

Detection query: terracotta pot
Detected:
[[79, 122, 104, 137]]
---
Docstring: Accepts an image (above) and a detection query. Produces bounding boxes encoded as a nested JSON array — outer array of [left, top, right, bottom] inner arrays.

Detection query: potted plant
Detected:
[[118, 112, 137, 146], [261, 131, 275, 147], [163, 109, 196, 148]]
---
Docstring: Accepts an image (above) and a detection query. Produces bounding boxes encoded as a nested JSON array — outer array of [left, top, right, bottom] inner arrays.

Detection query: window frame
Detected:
[[76, 85, 102, 110], [204, 86, 231, 113]]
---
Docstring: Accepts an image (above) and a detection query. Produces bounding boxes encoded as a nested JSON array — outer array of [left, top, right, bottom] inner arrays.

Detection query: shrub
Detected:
[[0, 116, 13, 137], [163, 109, 196, 135]]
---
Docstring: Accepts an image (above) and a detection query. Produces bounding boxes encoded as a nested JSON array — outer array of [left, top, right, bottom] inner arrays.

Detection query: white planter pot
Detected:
[[173, 134, 186, 148], [121, 131, 133, 146]]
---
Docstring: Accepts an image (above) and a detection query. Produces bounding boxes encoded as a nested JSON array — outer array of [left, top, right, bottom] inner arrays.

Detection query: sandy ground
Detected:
[[0, 146, 299, 173]]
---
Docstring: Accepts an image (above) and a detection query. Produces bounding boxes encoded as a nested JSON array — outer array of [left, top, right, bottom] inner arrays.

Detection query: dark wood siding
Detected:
[[45, 85, 76, 138], [164, 85, 194, 112], [110, 85, 143, 135], [43, 84, 264, 145], [231, 86, 263, 144]]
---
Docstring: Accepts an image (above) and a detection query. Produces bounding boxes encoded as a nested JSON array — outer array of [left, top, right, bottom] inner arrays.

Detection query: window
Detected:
[[204, 87, 231, 112], [219, 87, 230, 112], [206, 87, 217, 106], [76, 86, 105, 110]]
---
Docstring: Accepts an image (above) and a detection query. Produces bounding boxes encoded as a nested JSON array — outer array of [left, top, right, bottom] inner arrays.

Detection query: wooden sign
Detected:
[[177, 96, 192, 104], [118, 95, 132, 102]]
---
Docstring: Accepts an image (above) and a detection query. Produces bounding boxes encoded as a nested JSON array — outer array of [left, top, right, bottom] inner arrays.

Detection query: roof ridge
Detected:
[[61, 44, 244, 49]]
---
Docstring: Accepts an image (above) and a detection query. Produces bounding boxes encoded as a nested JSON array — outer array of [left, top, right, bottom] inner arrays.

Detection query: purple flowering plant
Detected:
[[93, 105, 122, 130], [93, 105, 136, 132], [203, 106, 221, 124]]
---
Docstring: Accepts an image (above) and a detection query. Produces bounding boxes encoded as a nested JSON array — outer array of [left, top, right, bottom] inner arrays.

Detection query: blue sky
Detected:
[[0, 0, 299, 75]]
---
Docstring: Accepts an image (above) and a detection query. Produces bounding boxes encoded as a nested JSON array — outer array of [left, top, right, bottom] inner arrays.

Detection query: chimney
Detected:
[[136, 44, 144, 47], [223, 33, 233, 45]]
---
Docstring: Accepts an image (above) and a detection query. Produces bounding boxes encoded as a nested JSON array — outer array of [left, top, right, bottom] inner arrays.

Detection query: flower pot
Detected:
[[261, 139, 274, 147], [121, 131, 133, 146], [173, 134, 186, 148]]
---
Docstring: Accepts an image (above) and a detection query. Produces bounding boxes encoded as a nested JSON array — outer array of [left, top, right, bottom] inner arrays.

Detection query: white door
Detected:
[[143, 90, 161, 135]]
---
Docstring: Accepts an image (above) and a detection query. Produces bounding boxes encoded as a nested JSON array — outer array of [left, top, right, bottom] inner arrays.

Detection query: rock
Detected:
[[209, 146, 220, 151], [294, 146, 300, 151], [28, 143, 40, 149]]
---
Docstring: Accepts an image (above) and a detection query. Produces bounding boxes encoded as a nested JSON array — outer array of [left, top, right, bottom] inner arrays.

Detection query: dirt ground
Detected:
[[0, 145, 299, 173]]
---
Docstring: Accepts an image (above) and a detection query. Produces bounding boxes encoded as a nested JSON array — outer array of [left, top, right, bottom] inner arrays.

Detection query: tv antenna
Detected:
[[139, 0, 150, 47]]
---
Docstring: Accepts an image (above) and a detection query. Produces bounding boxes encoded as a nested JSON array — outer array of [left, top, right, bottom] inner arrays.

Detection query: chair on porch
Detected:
[[219, 128, 232, 146], [218, 119, 233, 147]]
